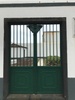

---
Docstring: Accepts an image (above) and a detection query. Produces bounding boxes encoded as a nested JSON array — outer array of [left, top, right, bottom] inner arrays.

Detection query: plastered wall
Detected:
[[0, 6, 75, 78], [0, 0, 75, 3]]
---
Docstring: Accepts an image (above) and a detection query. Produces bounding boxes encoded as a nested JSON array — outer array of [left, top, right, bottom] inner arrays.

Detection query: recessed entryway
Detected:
[[9, 23, 63, 94], [4, 18, 67, 100]]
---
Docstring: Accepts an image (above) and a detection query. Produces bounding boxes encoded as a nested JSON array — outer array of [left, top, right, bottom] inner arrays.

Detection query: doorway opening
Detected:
[[3, 18, 67, 100]]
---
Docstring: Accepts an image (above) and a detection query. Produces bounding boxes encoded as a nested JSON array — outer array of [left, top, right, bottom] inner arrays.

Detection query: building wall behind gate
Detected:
[[0, 5, 75, 100]]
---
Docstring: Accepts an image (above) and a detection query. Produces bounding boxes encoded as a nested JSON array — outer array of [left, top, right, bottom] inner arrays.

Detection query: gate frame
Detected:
[[3, 18, 68, 100]]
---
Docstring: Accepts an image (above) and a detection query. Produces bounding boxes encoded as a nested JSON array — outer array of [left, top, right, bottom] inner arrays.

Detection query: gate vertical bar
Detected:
[[13, 25, 15, 66], [16, 25, 18, 67], [39, 29, 41, 66], [26, 26, 28, 66], [43, 26, 44, 66], [34, 30, 37, 93], [56, 24, 58, 62], [30, 29, 31, 66], [20, 25, 21, 66], [49, 25, 51, 57], [53, 24, 54, 64], [23, 25, 24, 66]]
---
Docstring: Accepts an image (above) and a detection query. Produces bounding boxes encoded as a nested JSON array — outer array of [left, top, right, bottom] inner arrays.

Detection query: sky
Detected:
[[0, 0, 75, 3]]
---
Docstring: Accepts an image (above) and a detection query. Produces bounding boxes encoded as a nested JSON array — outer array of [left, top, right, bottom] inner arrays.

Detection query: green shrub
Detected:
[[46, 56, 60, 66]]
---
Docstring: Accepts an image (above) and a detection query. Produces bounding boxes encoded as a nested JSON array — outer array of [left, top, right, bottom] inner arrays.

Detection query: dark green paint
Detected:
[[1, 78, 75, 100], [33, 32, 37, 93], [38, 67, 63, 94], [9, 66, 63, 94], [28, 24, 43, 93], [10, 24, 63, 94], [9, 67, 34, 93], [27, 24, 42, 34]]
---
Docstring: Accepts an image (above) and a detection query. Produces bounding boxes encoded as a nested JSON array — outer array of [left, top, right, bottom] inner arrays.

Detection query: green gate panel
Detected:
[[9, 67, 34, 94], [10, 24, 63, 94], [38, 67, 63, 94]]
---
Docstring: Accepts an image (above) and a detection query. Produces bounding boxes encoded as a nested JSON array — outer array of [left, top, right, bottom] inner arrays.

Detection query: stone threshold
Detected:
[[6, 94, 65, 100]]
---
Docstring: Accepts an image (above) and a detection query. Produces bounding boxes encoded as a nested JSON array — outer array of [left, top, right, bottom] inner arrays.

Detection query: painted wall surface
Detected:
[[0, 0, 75, 3], [0, 6, 75, 78]]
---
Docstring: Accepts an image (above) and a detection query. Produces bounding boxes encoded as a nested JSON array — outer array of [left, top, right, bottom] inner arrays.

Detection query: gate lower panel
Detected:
[[9, 67, 34, 94]]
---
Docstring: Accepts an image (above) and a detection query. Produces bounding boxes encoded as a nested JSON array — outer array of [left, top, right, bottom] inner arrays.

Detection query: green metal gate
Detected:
[[9, 23, 63, 94]]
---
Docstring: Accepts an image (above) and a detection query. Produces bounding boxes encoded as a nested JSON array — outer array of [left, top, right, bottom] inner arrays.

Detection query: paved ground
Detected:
[[6, 94, 65, 100]]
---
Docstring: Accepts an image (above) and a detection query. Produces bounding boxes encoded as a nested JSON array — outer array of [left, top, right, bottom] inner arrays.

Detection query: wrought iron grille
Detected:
[[10, 24, 61, 67]]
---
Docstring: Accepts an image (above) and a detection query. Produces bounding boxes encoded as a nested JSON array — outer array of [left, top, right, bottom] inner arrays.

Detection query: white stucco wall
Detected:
[[0, 0, 75, 3], [0, 6, 75, 78]]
